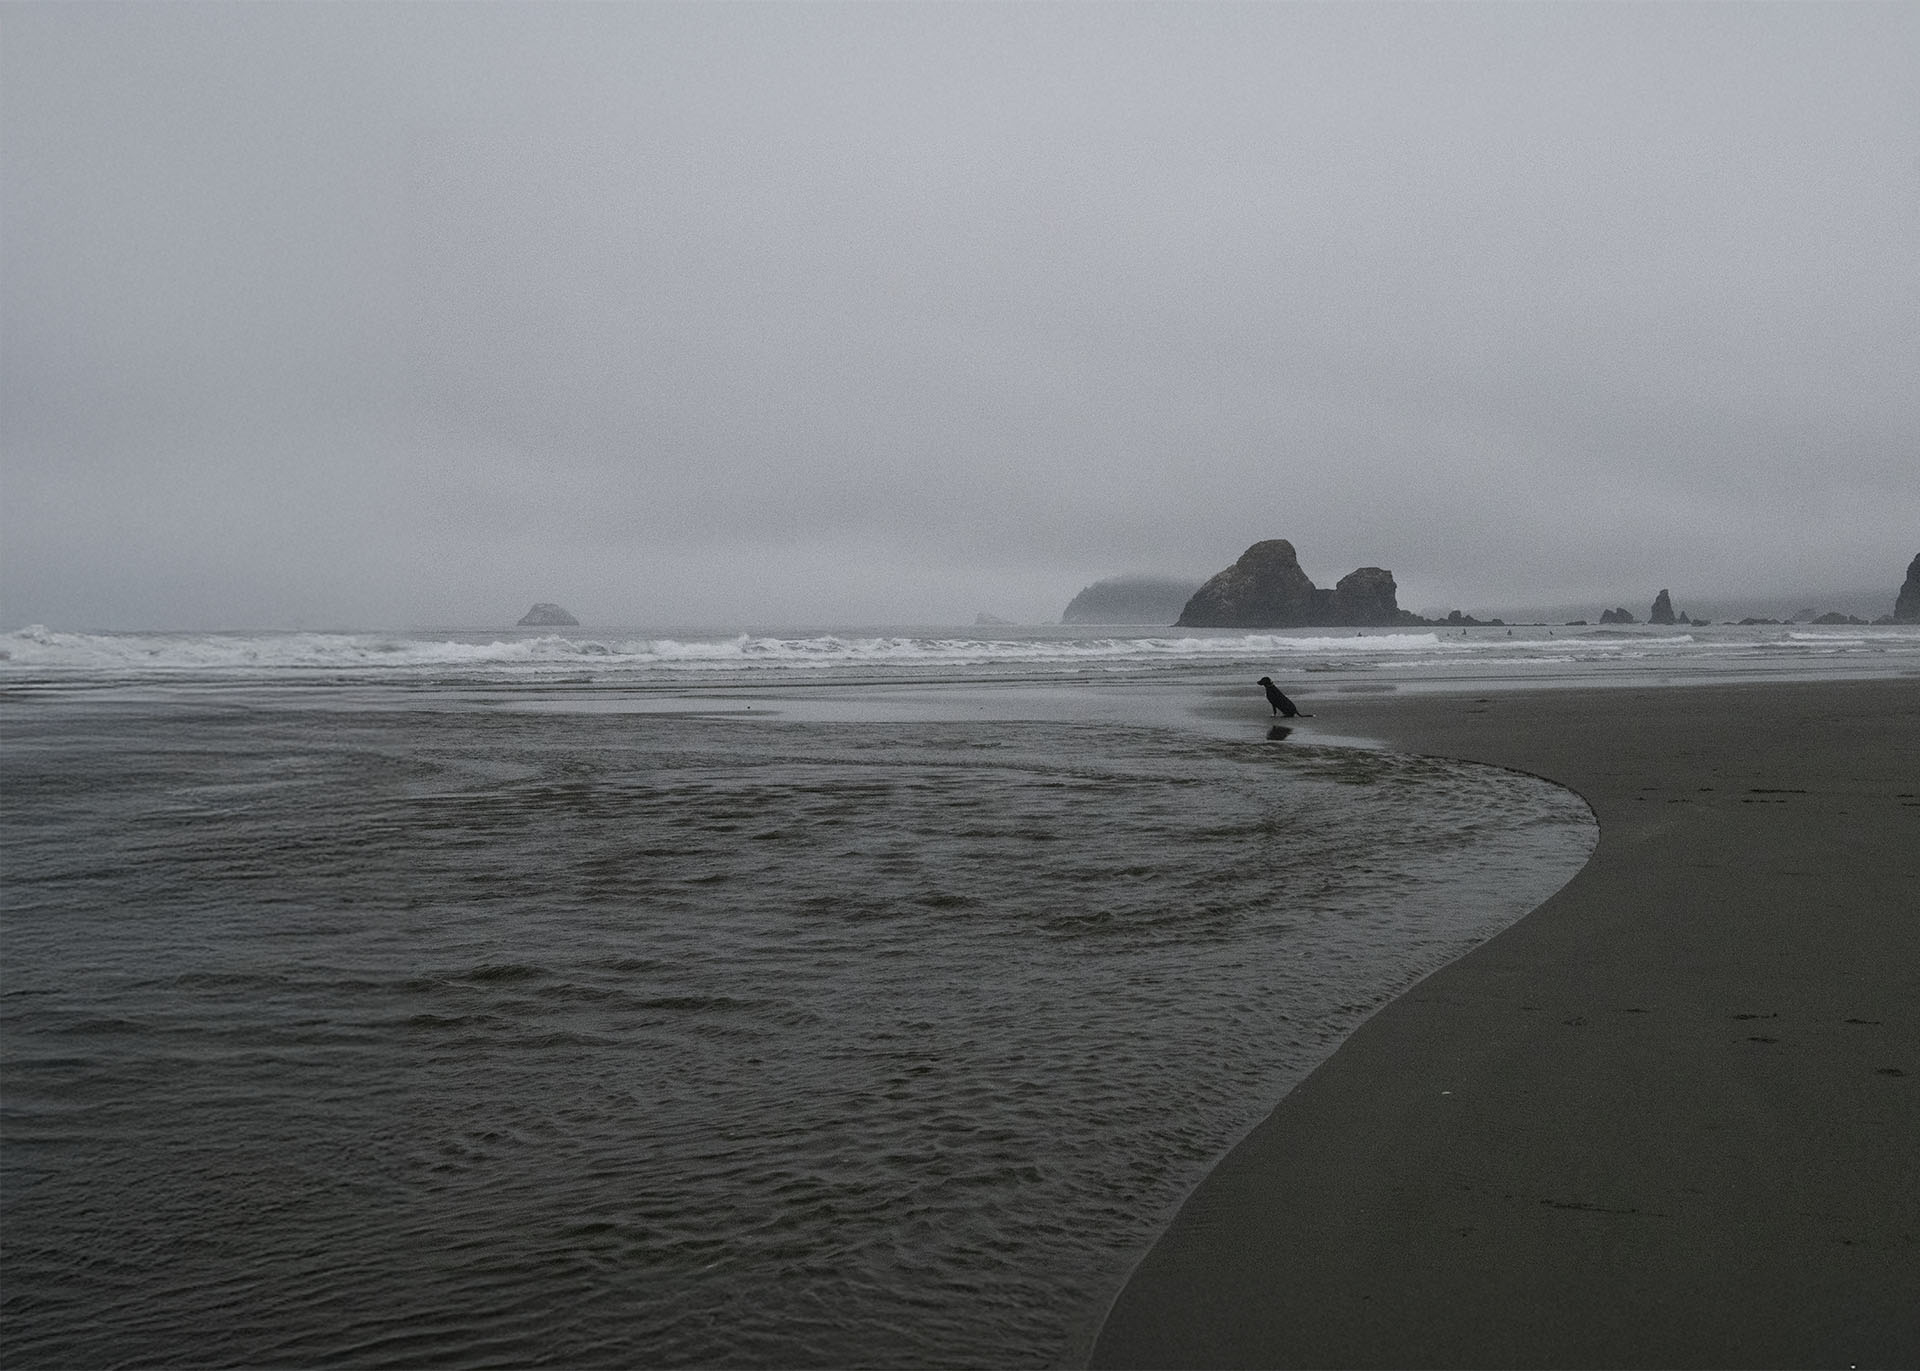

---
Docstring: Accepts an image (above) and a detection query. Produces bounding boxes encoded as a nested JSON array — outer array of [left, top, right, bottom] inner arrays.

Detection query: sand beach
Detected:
[[1093, 676, 1920, 1368]]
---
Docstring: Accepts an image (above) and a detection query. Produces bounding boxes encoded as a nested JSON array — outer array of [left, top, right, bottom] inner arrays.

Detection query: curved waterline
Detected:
[[1080, 748, 1597, 1363], [3, 692, 1595, 1368]]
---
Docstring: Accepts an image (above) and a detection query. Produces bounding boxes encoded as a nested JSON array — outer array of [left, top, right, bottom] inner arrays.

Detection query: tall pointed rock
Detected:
[[1895, 554, 1920, 623]]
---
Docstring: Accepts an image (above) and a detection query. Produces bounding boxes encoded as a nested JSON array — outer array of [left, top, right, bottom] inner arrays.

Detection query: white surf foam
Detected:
[[0, 626, 1452, 677], [6, 621, 1917, 684]]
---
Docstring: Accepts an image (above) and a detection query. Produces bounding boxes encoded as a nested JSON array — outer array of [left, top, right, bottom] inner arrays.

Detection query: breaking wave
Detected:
[[0, 625, 1444, 679], [5, 622, 1918, 687]]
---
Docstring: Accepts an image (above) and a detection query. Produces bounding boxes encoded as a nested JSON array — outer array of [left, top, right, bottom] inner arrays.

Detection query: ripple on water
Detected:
[[0, 705, 1593, 1368]]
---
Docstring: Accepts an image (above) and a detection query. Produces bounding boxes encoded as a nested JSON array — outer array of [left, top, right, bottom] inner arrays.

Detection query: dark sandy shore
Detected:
[[1093, 676, 1919, 1369]]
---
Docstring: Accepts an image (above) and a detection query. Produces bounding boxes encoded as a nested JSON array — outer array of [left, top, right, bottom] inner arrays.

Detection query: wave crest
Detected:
[[7, 622, 1918, 683], [0, 626, 1446, 676]]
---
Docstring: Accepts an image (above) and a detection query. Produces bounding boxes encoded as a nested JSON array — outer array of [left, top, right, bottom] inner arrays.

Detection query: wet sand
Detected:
[[1094, 676, 1920, 1369]]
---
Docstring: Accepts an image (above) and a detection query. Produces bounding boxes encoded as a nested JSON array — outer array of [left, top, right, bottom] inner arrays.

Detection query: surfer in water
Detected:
[[1257, 676, 1312, 718]]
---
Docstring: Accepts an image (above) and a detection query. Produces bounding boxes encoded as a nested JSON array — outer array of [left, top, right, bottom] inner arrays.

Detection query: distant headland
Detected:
[[1061, 576, 1203, 625]]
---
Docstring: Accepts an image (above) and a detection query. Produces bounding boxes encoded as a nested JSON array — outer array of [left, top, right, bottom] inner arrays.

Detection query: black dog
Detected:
[[1256, 676, 1311, 718]]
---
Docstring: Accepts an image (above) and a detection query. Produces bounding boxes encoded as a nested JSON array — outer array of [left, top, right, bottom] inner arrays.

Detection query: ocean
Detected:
[[3, 620, 1915, 1366]]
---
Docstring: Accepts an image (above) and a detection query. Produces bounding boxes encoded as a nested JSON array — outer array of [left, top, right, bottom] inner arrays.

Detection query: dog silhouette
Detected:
[[1256, 676, 1311, 718]]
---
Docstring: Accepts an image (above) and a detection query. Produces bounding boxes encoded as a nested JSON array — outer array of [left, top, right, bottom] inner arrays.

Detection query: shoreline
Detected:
[[1092, 675, 1919, 1369]]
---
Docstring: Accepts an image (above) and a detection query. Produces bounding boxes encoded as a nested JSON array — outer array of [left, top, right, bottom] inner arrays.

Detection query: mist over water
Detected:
[[2, 676, 1593, 1367]]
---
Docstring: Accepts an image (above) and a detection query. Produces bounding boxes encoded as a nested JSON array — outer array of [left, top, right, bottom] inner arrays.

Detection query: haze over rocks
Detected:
[[1061, 576, 1204, 625], [1109, 543, 1920, 634]]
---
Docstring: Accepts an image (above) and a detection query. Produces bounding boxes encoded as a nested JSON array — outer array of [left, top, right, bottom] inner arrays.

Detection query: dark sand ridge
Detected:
[[1093, 676, 1919, 1369]]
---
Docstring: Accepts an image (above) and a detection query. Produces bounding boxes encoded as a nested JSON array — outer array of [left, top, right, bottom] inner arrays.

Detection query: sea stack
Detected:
[[1649, 589, 1677, 625], [1896, 553, 1920, 623], [1332, 567, 1401, 625], [1177, 540, 1318, 627], [1175, 540, 1413, 628], [517, 603, 580, 627]]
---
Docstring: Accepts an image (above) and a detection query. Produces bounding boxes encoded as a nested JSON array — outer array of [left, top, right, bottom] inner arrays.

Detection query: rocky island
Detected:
[[1175, 540, 1424, 628], [1896, 553, 1920, 623], [517, 603, 580, 627]]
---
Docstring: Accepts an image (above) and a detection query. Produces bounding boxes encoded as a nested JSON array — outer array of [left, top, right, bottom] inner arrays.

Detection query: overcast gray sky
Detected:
[[4, 2, 1916, 629]]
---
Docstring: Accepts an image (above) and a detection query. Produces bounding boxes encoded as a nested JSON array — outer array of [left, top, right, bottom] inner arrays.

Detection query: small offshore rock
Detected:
[[517, 602, 580, 627]]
